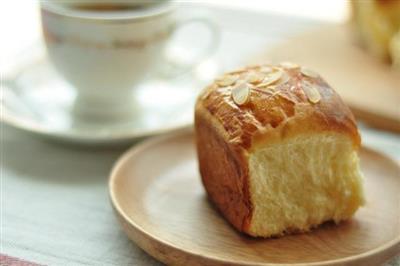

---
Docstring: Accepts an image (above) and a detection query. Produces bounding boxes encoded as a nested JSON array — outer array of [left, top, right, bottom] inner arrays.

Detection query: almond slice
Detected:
[[227, 68, 247, 75], [255, 83, 277, 92], [259, 66, 274, 73], [232, 82, 251, 105], [244, 72, 265, 84], [216, 74, 239, 87], [276, 72, 290, 86], [302, 81, 321, 103], [300, 67, 319, 78], [261, 69, 284, 86]]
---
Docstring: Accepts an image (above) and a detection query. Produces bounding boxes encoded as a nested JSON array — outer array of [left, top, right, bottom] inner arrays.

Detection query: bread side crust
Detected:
[[195, 104, 252, 232]]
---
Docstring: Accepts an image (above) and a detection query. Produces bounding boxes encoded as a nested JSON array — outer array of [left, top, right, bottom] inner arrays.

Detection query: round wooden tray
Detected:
[[109, 130, 400, 266]]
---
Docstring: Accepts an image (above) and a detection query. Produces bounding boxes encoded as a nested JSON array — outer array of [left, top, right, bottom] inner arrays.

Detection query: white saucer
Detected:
[[1, 45, 219, 145]]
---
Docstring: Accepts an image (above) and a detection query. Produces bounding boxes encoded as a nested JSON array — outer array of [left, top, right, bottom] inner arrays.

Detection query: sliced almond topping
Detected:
[[227, 68, 247, 75], [280, 62, 299, 69], [276, 72, 290, 86], [259, 66, 273, 73], [261, 69, 284, 86], [256, 70, 286, 89], [244, 72, 265, 84], [232, 82, 251, 105], [255, 83, 277, 91], [216, 74, 239, 87], [300, 67, 319, 78], [256, 83, 270, 89], [302, 81, 321, 103]]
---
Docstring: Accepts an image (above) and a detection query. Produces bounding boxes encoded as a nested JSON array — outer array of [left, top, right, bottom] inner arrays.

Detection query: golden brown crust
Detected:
[[195, 109, 252, 232], [198, 64, 360, 149], [194, 63, 360, 234]]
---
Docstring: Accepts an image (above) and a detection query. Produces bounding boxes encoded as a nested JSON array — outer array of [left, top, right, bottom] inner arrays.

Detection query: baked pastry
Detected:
[[351, 0, 400, 67], [195, 63, 365, 237]]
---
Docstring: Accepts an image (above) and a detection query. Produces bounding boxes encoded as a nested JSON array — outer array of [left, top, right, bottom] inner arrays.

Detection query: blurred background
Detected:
[[2, 0, 366, 144], [0, 0, 349, 69]]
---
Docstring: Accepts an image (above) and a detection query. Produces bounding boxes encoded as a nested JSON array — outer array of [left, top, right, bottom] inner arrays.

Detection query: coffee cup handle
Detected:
[[161, 17, 220, 77]]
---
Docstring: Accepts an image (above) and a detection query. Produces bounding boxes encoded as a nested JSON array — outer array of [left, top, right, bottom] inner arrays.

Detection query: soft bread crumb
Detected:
[[248, 133, 364, 237]]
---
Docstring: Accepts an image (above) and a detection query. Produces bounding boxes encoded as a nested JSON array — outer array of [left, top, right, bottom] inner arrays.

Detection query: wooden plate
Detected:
[[109, 130, 400, 266]]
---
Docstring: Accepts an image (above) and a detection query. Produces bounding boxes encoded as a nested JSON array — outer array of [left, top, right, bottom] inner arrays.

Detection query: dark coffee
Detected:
[[73, 4, 139, 11], [72, 2, 161, 12]]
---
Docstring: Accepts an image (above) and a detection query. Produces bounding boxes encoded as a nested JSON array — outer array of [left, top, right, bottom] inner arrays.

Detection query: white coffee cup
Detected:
[[40, 1, 218, 118]]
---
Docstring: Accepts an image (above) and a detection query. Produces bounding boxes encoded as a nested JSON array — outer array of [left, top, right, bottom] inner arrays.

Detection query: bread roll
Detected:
[[195, 63, 365, 237], [351, 0, 400, 66]]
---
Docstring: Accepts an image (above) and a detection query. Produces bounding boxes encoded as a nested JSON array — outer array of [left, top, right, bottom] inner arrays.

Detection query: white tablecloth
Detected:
[[1, 5, 399, 266]]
